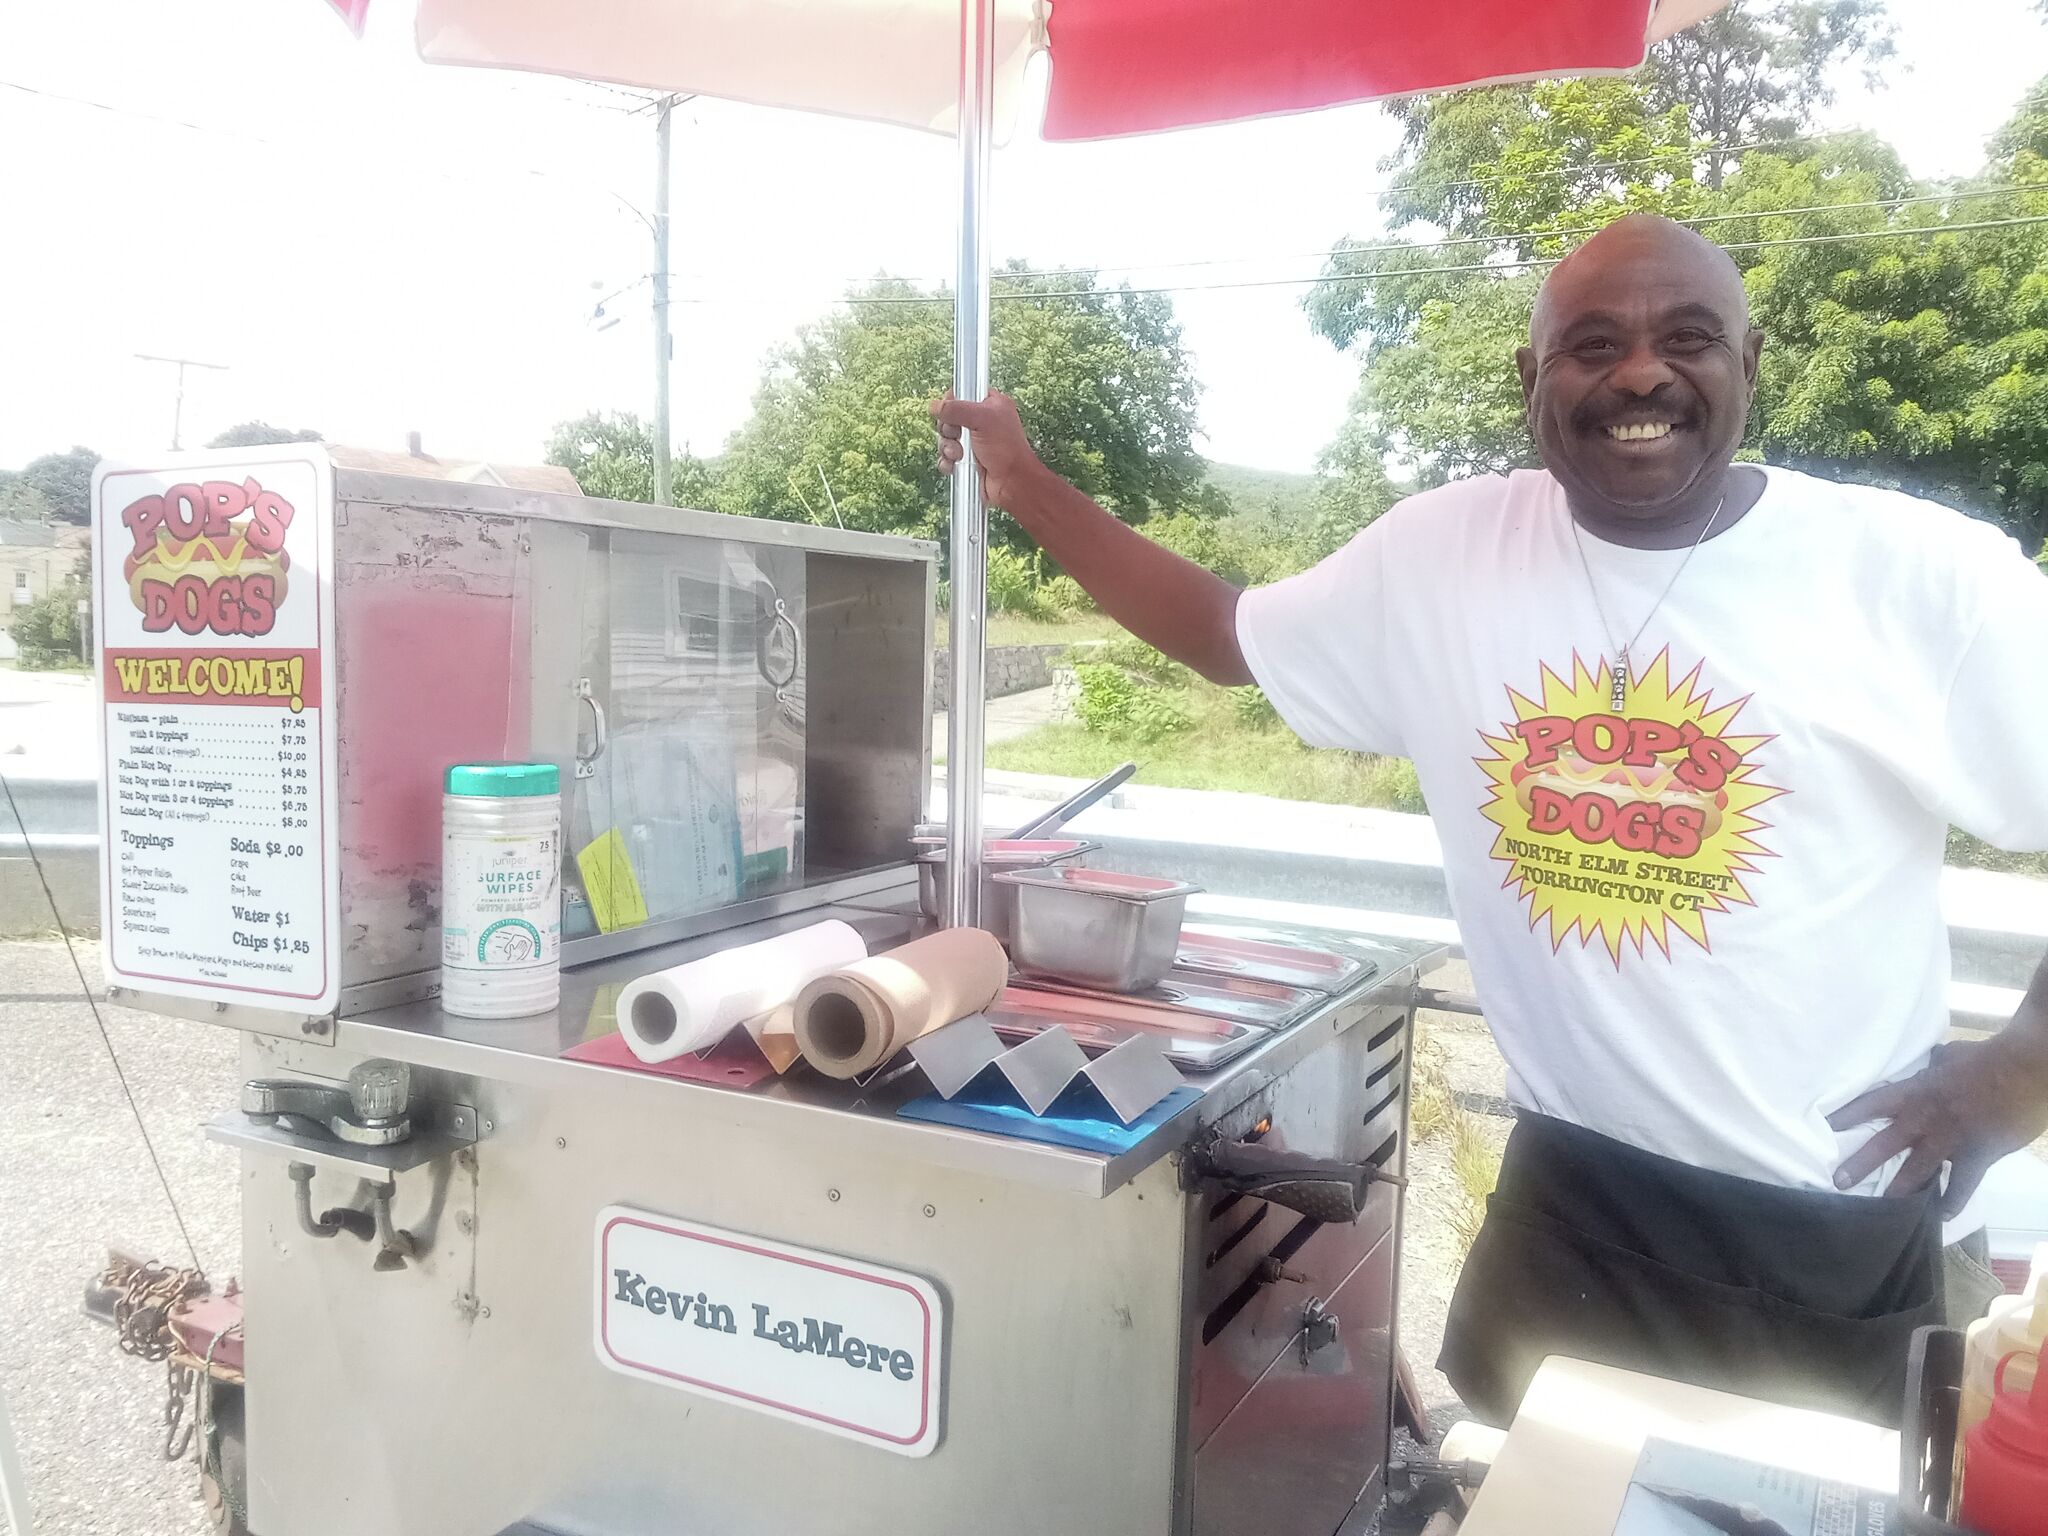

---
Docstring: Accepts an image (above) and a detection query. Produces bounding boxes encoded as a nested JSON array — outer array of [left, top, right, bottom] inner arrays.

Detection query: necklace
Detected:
[[1569, 493, 1725, 713]]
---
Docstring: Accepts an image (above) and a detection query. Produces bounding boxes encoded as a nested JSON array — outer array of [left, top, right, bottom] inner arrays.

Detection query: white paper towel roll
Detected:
[[616, 920, 868, 1063]]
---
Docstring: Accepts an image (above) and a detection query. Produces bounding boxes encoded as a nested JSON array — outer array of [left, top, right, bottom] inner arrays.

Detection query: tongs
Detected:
[[917, 760, 1136, 845], [1007, 761, 1136, 839]]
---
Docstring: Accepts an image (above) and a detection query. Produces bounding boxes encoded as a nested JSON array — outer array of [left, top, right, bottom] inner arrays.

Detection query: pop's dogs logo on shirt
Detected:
[[1474, 649, 1785, 964], [117, 479, 295, 638]]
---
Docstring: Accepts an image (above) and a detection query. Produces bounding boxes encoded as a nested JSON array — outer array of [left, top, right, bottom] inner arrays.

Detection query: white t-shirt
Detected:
[[1238, 466, 2048, 1194]]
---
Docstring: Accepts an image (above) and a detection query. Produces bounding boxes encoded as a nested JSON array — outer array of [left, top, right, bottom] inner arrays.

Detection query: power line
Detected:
[[9, 71, 2043, 302], [1383, 130, 1853, 197], [803, 215, 2048, 306], [655, 181, 2046, 296], [983, 181, 2047, 285]]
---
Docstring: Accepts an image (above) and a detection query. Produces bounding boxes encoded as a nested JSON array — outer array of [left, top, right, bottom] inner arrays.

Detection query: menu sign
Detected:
[[93, 448, 340, 1012]]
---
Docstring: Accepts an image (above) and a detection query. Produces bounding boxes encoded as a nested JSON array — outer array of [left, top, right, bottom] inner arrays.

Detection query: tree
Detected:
[[10, 581, 90, 669], [542, 412, 719, 507], [1306, 395, 1404, 557], [17, 447, 97, 525], [1642, 1, 1894, 172], [0, 472, 54, 523], [206, 422, 323, 448], [1308, 74, 1714, 489], [714, 266, 1217, 559], [1736, 91, 2048, 546], [1305, 33, 2048, 548]]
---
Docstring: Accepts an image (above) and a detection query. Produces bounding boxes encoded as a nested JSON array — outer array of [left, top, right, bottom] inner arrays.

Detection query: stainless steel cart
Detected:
[[93, 451, 1442, 1535]]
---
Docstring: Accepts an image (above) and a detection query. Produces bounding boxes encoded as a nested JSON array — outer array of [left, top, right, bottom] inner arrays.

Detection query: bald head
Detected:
[[1532, 215, 1749, 347], [1516, 214, 1763, 525]]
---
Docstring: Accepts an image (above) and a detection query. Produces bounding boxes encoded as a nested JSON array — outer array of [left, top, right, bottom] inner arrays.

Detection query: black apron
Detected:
[[1439, 1113, 1942, 1429]]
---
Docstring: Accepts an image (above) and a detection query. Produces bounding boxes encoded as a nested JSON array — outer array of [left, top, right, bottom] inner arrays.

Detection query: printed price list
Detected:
[[105, 703, 328, 999]]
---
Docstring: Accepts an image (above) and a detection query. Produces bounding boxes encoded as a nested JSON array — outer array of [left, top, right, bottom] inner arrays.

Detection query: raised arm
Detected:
[[934, 392, 1252, 686]]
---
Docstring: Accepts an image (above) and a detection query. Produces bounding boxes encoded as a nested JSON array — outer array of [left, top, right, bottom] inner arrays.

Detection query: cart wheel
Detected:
[[203, 1385, 249, 1536]]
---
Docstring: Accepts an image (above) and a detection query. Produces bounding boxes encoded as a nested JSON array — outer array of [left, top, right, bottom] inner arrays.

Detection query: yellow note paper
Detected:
[[583, 982, 625, 1043], [576, 828, 649, 934]]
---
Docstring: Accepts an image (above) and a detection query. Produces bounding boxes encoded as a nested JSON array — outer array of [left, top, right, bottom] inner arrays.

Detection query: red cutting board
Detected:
[[562, 1030, 781, 1091]]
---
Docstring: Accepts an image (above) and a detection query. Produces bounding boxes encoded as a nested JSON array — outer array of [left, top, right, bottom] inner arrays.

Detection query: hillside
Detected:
[[1203, 460, 1319, 521]]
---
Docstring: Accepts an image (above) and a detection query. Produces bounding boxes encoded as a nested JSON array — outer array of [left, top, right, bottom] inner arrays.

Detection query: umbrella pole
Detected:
[[943, 0, 997, 930]]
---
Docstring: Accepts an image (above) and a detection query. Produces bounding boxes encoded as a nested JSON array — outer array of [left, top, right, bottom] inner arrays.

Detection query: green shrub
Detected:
[[1071, 662, 1138, 734], [1947, 826, 2048, 879], [985, 546, 1044, 615], [1071, 662, 1193, 744], [1356, 755, 1427, 815], [1128, 689, 1194, 744], [1231, 687, 1281, 730], [10, 584, 90, 670], [1037, 574, 1090, 615], [1097, 635, 1195, 687], [1140, 510, 1313, 588]]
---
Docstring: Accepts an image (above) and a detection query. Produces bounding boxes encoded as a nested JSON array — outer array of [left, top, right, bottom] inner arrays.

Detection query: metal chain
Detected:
[[102, 1259, 210, 1364], [164, 1361, 196, 1462], [1568, 492, 1726, 665]]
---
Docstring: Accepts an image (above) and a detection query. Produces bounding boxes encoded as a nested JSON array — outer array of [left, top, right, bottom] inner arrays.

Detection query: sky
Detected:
[[0, 1, 2043, 479]]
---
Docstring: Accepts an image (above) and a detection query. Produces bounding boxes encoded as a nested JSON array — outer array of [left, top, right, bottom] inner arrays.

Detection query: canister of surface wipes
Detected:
[[442, 763, 561, 1018]]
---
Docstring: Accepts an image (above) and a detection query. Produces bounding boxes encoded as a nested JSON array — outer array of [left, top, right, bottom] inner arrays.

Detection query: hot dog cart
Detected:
[[90, 448, 1444, 1536]]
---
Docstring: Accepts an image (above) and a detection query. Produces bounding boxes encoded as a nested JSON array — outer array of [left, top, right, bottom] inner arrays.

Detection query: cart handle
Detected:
[[1192, 1136, 1406, 1225]]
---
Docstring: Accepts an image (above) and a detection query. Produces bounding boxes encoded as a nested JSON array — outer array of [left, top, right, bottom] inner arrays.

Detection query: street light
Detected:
[[74, 596, 89, 667]]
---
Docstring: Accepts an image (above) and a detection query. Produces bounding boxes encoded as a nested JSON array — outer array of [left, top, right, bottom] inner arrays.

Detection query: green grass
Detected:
[[938, 611, 1124, 648], [987, 687, 1428, 808], [1949, 829, 2048, 881]]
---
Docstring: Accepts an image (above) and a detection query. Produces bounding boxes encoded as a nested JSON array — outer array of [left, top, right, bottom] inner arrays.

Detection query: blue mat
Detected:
[[897, 1081, 1204, 1155]]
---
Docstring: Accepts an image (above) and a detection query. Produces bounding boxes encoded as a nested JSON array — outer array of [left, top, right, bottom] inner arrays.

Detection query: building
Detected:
[[0, 520, 89, 653], [327, 439, 583, 495]]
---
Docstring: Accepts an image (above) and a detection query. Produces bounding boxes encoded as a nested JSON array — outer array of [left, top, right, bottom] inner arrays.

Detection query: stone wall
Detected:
[[931, 642, 1069, 700]]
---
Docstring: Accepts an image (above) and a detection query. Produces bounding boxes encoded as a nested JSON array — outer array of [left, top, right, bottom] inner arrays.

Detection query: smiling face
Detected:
[[1517, 217, 1764, 527]]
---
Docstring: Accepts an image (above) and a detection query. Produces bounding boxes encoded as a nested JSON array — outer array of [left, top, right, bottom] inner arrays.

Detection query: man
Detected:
[[935, 215, 2048, 1427]]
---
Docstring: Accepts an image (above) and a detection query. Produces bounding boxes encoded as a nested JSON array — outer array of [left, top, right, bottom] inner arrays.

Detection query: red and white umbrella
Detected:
[[402, 0, 1731, 925], [415, 0, 1726, 140]]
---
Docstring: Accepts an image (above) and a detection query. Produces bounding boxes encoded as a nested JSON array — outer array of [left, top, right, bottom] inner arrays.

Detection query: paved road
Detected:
[[0, 672, 94, 770], [932, 682, 1065, 750], [0, 940, 238, 1535]]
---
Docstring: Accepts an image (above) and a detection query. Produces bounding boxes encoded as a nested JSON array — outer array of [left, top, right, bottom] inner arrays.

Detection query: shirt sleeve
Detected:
[[1936, 539, 2048, 850], [1234, 517, 1408, 757]]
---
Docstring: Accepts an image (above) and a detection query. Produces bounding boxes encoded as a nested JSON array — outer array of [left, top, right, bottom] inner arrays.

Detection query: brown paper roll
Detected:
[[793, 927, 1009, 1079]]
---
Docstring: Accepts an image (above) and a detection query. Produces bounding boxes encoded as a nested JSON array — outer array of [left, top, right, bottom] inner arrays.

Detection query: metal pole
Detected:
[[134, 354, 227, 452], [0, 1384, 32, 1535], [943, 0, 996, 930], [653, 95, 674, 507]]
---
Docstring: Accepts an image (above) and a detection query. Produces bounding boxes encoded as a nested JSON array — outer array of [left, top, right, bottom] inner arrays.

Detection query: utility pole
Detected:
[[134, 354, 228, 451], [652, 95, 674, 507]]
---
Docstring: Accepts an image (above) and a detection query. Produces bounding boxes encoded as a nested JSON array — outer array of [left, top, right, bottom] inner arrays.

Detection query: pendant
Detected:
[[1610, 650, 1628, 714]]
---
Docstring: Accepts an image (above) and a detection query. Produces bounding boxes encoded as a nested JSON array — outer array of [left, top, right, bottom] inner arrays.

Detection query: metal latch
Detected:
[[1300, 1296, 1339, 1364]]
